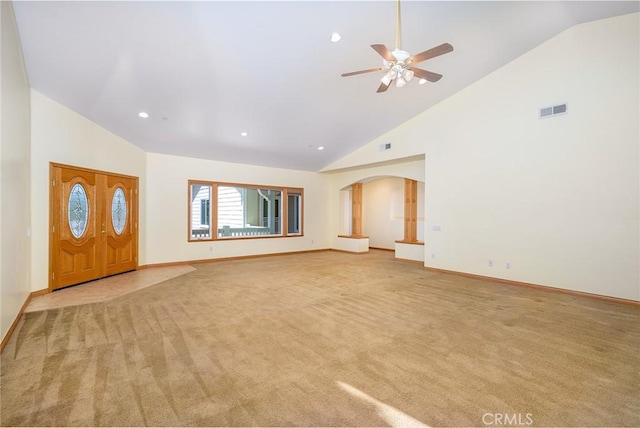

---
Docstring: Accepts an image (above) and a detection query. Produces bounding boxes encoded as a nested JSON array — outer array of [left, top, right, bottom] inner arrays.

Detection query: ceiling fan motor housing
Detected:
[[391, 49, 411, 63]]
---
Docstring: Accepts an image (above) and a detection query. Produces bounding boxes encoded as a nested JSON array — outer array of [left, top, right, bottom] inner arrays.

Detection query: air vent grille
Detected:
[[540, 103, 568, 119], [553, 104, 567, 114]]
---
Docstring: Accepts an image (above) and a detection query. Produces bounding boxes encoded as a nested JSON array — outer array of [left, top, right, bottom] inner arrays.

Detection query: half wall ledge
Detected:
[[395, 241, 424, 263], [335, 235, 370, 254]]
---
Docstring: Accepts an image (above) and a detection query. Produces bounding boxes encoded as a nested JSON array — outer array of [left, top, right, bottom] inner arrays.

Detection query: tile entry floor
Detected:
[[26, 265, 196, 312]]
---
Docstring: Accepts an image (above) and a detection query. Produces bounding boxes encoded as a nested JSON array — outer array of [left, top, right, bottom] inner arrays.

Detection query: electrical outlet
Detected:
[[431, 253, 435, 259], [506, 262, 511, 269], [488, 260, 493, 267]]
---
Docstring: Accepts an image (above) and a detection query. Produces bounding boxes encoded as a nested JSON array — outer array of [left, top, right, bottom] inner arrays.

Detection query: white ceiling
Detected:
[[13, 1, 639, 171]]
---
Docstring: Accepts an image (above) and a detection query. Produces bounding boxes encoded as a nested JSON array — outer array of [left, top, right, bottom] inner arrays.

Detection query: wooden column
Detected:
[[351, 183, 363, 237], [403, 178, 418, 242]]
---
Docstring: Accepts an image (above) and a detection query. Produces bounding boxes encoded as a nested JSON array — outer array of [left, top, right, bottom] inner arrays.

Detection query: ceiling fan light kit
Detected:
[[381, 68, 397, 86], [341, 0, 453, 93]]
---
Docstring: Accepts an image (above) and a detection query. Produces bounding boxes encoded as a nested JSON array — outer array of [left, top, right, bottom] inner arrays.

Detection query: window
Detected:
[[188, 180, 303, 241], [189, 183, 212, 240], [287, 192, 302, 235], [218, 186, 281, 237], [200, 199, 210, 226]]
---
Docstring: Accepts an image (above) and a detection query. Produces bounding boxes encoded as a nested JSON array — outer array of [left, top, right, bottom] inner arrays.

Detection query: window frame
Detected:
[[188, 180, 304, 242], [188, 181, 214, 241], [286, 190, 303, 236]]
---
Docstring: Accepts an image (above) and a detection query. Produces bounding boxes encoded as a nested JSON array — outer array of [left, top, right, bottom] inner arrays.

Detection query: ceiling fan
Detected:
[[341, 0, 453, 93]]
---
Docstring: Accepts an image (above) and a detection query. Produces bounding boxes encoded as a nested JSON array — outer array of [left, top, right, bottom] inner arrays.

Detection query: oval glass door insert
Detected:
[[68, 183, 89, 238], [111, 187, 127, 235]]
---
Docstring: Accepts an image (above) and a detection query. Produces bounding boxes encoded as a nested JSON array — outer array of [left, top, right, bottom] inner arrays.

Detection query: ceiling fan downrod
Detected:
[[395, 0, 402, 51], [385, 0, 412, 88]]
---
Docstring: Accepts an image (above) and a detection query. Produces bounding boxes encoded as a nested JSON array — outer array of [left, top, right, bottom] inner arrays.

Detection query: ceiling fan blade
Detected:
[[411, 67, 443, 82], [407, 43, 453, 65], [376, 81, 390, 93], [341, 67, 386, 77], [371, 44, 395, 63]]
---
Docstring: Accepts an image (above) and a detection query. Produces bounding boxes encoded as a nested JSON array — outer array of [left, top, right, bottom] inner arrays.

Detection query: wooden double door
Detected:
[[50, 164, 138, 290]]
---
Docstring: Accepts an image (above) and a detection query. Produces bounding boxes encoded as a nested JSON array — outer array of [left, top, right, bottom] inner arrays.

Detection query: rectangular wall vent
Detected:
[[539, 103, 568, 119], [379, 142, 392, 151]]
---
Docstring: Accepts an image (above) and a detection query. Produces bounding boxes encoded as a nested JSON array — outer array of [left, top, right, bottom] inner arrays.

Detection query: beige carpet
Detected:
[[1, 250, 639, 427]]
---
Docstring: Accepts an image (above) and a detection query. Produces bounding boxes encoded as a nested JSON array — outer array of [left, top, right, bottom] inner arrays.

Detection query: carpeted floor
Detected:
[[1, 250, 639, 427]]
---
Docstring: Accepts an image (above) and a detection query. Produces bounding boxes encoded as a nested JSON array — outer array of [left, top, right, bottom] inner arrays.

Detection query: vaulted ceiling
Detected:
[[13, 1, 639, 171]]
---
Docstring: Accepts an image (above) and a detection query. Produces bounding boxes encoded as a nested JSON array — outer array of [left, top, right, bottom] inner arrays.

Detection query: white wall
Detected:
[[325, 14, 640, 301], [144, 152, 330, 265], [363, 177, 404, 249], [0, 1, 31, 339], [30, 91, 147, 291]]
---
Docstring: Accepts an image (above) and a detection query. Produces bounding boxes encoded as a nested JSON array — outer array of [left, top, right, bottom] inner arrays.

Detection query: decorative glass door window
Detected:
[[111, 187, 127, 235], [68, 183, 89, 238]]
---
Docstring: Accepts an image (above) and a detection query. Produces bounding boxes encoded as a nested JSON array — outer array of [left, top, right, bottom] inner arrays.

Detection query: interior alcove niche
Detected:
[[337, 176, 425, 262]]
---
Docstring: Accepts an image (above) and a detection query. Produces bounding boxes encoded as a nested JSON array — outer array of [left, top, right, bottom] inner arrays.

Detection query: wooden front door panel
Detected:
[[52, 167, 103, 289], [105, 175, 137, 276], [50, 164, 138, 291]]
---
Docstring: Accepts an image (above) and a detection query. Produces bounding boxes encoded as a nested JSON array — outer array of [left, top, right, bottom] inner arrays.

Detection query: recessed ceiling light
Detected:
[[240, 132, 248, 137], [418, 79, 427, 85], [318, 146, 325, 151], [138, 111, 149, 118], [330, 33, 341, 43]]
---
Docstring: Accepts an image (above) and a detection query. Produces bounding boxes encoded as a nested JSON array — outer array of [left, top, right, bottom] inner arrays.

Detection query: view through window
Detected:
[[189, 181, 303, 241]]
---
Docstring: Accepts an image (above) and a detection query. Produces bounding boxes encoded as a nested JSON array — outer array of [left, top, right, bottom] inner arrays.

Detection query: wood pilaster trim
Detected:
[[403, 178, 418, 243], [351, 183, 363, 237]]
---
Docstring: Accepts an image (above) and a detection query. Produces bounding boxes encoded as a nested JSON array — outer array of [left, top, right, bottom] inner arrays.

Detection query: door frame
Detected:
[[49, 162, 139, 292]]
